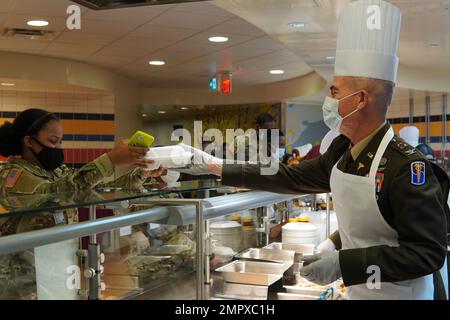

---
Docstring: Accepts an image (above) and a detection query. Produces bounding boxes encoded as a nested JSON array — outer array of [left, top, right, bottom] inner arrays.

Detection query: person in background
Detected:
[[255, 112, 277, 132], [233, 112, 278, 162], [416, 143, 436, 162], [399, 126, 420, 148]]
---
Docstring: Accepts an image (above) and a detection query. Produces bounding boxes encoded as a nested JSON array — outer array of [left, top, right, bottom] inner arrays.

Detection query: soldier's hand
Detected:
[[140, 165, 167, 178], [107, 140, 149, 166], [133, 157, 155, 169]]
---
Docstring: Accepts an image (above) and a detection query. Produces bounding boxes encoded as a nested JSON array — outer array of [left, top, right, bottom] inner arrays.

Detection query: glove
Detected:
[[299, 251, 341, 285], [174, 143, 223, 175], [317, 238, 336, 253]]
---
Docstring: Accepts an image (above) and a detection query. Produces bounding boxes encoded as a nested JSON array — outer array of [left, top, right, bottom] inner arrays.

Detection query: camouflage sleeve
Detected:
[[1, 154, 115, 195], [103, 167, 146, 190]]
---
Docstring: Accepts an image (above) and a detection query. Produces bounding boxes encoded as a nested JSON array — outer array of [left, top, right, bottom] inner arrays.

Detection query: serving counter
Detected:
[[0, 179, 314, 300]]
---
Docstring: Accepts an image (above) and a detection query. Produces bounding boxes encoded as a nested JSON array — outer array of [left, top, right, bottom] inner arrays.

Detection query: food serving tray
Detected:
[[215, 260, 290, 286]]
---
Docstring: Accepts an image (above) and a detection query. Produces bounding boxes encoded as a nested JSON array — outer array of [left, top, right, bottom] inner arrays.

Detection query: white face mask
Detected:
[[322, 91, 362, 132]]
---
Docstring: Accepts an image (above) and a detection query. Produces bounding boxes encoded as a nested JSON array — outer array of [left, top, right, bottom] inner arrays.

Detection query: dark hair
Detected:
[[0, 108, 59, 157], [264, 129, 284, 146], [416, 143, 435, 160], [256, 112, 275, 126]]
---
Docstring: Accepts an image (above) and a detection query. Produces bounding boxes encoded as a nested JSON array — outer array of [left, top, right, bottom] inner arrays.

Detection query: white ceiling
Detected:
[[216, 0, 450, 74], [1, 0, 449, 100], [213, 0, 450, 104], [0, 0, 312, 89]]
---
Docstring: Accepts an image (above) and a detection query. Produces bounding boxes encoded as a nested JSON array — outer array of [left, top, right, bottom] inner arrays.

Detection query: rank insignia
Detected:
[[411, 161, 426, 186], [375, 172, 385, 193], [367, 152, 374, 159]]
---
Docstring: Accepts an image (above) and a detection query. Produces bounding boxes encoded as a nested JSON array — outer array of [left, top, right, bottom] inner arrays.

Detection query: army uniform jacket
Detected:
[[0, 153, 146, 235], [0, 153, 146, 299], [222, 122, 449, 287]]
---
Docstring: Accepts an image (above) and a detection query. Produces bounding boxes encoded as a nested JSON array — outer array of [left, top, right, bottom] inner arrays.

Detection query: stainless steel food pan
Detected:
[[215, 260, 288, 286]]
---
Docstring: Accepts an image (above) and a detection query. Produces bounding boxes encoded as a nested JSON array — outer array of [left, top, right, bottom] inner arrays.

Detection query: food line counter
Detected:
[[0, 179, 331, 300]]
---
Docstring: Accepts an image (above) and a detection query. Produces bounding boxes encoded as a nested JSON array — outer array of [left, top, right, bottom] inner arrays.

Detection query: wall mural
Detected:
[[178, 103, 281, 140]]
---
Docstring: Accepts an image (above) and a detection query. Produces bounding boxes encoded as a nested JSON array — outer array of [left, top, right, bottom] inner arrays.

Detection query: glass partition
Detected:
[[0, 220, 198, 300], [0, 179, 223, 219]]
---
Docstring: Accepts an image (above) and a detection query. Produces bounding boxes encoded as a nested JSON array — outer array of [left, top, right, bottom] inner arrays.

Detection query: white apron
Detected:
[[330, 127, 437, 300]]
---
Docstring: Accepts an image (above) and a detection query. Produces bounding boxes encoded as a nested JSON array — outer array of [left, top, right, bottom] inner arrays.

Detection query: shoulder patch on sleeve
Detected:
[[4, 169, 22, 189], [7, 172, 48, 194], [411, 161, 426, 186]]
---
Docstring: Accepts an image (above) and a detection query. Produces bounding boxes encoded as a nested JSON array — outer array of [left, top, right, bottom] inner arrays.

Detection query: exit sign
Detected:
[[209, 77, 218, 91], [208, 73, 232, 94], [220, 73, 232, 94]]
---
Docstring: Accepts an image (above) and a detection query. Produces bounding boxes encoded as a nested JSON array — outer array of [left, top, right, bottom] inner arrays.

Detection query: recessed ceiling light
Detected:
[[180, 107, 189, 110], [27, 20, 49, 27], [429, 43, 439, 47], [288, 22, 306, 29], [208, 36, 229, 43], [1, 83, 15, 87], [325, 56, 335, 60], [157, 110, 167, 114], [142, 113, 148, 117], [270, 69, 285, 75], [149, 60, 165, 66]]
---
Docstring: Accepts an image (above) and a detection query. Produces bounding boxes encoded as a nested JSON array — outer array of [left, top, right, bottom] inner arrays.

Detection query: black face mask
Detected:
[[31, 137, 65, 171]]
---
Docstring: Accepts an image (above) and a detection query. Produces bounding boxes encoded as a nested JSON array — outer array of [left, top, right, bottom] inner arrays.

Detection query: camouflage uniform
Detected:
[[0, 154, 147, 299]]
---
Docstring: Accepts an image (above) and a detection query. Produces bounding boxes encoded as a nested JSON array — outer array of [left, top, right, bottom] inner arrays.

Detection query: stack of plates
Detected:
[[210, 221, 243, 252], [282, 222, 318, 246]]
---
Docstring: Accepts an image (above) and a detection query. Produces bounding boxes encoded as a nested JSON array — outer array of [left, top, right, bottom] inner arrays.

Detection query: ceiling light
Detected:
[[288, 22, 306, 29], [149, 60, 165, 66], [270, 69, 285, 75], [1, 83, 15, 87], [325, 56, 335, 60], [157, 110, 167, 114], [208, 36, 229, 43], [142, 113, 148, 117], [27, 20, 49, 27], [180, 107, 189, 110], [429, 43, 439, 47]]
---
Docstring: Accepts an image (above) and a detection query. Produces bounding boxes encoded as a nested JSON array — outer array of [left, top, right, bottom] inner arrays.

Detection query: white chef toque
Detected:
[[399, 126, 420, 147], [335, 0, 402, 83]]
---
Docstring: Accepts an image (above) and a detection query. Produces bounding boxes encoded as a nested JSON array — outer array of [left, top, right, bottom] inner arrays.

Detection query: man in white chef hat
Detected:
[[197, 0, 449, 300], [399, 126, 420, 147]]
